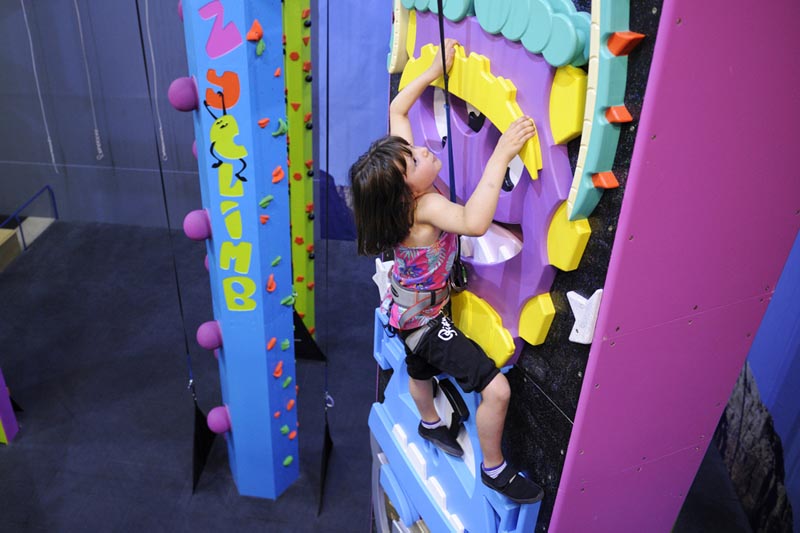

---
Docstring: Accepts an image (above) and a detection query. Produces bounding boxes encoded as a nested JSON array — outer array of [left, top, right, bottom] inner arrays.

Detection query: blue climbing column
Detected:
[[179, 0, 298, 499]]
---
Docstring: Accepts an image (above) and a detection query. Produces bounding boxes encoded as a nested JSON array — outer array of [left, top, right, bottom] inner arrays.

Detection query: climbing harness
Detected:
[[391, 276, 450, 329]]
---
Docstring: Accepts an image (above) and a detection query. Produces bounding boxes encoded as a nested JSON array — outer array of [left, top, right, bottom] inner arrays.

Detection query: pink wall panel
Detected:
[[551, 0, 800, 529]]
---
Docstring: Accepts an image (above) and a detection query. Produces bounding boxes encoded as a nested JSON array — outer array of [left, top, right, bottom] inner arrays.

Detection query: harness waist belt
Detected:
[[390, 276, 450, 328], [390, 277, 449, 308]]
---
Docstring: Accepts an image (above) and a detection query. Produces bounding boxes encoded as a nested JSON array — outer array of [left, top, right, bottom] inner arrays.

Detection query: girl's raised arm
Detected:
[[389, 40, 457, 144], [416, 116, 537, 236]]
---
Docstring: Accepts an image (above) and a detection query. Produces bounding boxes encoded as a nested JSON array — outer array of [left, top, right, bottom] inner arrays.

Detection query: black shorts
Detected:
[[400, 314, 499, 394]]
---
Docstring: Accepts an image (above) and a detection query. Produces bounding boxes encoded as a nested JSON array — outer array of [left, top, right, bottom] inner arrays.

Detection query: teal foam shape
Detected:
[[475, 0, 510, 34], [443, 0, 474, 21], [542, 12, 578, 67], [502, 0, 532, 42], [569, 10, 591, 66], [569, 0, 633, 221], [521, 0, 553, 54]]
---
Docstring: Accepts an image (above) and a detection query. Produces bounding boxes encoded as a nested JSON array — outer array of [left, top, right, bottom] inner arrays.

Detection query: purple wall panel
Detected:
[[551, 0, 800, 529]]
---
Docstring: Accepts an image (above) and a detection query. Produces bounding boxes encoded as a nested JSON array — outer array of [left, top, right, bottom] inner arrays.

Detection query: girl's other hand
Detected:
[[494, 116, 537, 162]]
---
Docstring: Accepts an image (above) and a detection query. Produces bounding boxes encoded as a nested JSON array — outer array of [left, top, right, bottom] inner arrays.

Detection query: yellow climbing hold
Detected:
[[550, 66, 587, 144], [451, 290, 515, 367], [547, 201, 591, 271], [400, 43, 542, 179], [518, 293, 555, 346]]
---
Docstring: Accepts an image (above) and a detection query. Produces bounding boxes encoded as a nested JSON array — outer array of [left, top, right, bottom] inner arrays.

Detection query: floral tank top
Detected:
[[383, 230, 458, 330]]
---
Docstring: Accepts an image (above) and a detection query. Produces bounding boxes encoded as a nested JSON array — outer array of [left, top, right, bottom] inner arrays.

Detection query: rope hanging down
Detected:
[[436, 1, 467, 291]]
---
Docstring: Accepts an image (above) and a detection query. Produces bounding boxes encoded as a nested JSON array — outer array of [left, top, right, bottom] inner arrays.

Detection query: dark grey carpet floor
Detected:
[[0, 221, 749, 532]]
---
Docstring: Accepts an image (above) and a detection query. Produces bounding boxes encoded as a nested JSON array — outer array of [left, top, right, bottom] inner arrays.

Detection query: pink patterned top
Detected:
[[382, 230, 458, 330]]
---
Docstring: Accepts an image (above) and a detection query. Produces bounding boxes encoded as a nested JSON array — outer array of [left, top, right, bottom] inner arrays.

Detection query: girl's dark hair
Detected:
[[349, 135, 415, 256]]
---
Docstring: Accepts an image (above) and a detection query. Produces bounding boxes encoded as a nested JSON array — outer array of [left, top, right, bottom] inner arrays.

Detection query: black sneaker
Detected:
[[418, 423, 463, 457], [481, 466, 544, 504]]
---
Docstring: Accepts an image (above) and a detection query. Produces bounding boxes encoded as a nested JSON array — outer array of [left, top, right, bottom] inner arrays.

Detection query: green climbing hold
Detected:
[[259, 195, 274, 208], [256, 39, 266, 57], [282, 376, 292, 389], [280, 338, 291, 351], [283, 455, 294, 467], [272, 118, 289, 137], [280, 293, 296, 306], [271, 256, 282, 266], [280, 424, 290, 435]]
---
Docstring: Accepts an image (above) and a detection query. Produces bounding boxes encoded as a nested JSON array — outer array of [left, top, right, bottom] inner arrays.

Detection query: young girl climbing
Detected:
[[349, 39, 543, 504]]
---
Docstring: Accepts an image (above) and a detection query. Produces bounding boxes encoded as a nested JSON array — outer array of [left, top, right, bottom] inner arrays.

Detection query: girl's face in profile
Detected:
[[403, 145, 441, 196]]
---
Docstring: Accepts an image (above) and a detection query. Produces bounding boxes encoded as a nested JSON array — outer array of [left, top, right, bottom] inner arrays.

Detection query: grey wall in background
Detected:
[[0, 0, 198, 228]]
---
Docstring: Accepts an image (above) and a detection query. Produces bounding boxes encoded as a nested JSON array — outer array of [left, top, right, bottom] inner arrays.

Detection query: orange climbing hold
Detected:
[[302, 36, 310, 46], [290, 102, 301, 111], [272, 166, 285, 183], [293, 172, 303, 181], [592, 171, 620, 189], [258, 118, 270, 128], [605, 105, 633, 124], [247, 20, 263, 42], [298, 312, 306, 319], [267, 273, 277, 292], [307, 282, 315, 291], [304, 112, 312, 123], [301, 8, 310, 18], [274, 411, 281, 418], [267, 337, 277, 350], [289, 51, 300, 61], [273, 360, 284, 378], [296, 275, 305, 282], [305, 159, 313, 169], [305, 203, 314, 213], [274, 67, 282, 77], [308, 327, 315, 335], [260, 214, 270, 224], [607, 31, 645, 56], [295, 236, 305, 245], [286, 399, 295, 411], [302, 61, 312, 72], [288, 430, 297, 440], [306, 244, 314, 253]]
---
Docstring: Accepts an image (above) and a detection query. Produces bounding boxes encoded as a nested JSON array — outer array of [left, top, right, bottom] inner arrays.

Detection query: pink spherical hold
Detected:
[[197, 321, 222, 350], [207, 406, 231, 434], [204, 254, 209, 271], [183, 209, 211, 241], [168, 76, 198, 112], [213, 348, 220, 360], [192, 139, 198, 160], [177, 0, 183, 21]]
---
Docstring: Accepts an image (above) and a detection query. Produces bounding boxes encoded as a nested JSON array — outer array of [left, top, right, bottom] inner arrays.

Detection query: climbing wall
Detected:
[[549, 0, 800, 529], [172, 0, 299, 499], [283, 1, 317, 335], [371, 0, 800, 531]]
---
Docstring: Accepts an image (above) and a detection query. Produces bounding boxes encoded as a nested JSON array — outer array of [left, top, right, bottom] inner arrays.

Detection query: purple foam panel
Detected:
[[410, 14, 569, 337], [0, 368, 19, 443], [551, 0, 800, 530]]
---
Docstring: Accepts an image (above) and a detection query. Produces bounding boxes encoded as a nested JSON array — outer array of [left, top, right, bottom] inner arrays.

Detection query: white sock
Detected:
[[420, 418, 445, 430], [481, 460, 507, 479]]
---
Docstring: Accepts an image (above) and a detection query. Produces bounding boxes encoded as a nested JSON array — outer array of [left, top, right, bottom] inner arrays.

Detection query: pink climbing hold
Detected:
[[183, 209, 211, 241], [197, 320, 223, 350], [177, 0, 183, 21], [207, 406, 231, 434], [192, 140, 198, 160], [168, 76, 198, 112], [204, 254, 209, 272]]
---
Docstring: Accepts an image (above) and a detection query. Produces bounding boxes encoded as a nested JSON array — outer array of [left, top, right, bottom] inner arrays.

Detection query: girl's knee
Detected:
[[483, 373, 510, 404]]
